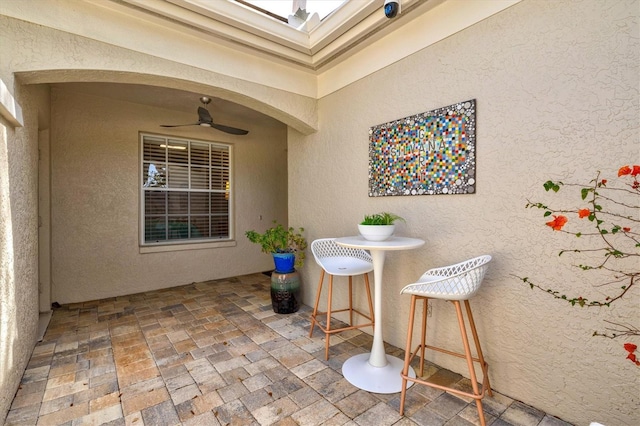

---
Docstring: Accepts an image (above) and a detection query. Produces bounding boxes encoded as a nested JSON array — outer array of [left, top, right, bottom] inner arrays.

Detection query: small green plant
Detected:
[[360, 212, 405, 225], [246, 221, 307, 268]]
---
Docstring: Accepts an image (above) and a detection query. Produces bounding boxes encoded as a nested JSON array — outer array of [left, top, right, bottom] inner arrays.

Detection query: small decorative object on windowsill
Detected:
[[358, 212, 405, 241], [246, 221, 307, 314]]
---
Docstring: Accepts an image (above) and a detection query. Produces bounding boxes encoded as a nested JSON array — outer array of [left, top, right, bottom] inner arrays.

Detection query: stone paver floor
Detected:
[[5, 273, 572, 425]]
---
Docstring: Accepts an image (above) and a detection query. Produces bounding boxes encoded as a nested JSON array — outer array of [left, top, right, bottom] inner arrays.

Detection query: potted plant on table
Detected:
[[246, 221, 307, 314], [358, 212, 405, 241]]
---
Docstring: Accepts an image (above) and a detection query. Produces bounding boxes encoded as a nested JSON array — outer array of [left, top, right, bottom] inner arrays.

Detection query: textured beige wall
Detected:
[[50, 87, 288, 303], [0, 82, 43, 421], [290, 1, 639, 425]]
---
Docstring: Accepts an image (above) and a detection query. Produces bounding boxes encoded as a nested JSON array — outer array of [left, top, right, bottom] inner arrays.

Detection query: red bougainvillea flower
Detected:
[[624, 343, 640, 365], [623, 227, 631, 232], [578, 209, 590, 218], [618, 165, 632, 176], [632, 165, 640, 177], [546, 215, 568, 231], [627, 353, 640, 366], [601, 179, 607, 185]]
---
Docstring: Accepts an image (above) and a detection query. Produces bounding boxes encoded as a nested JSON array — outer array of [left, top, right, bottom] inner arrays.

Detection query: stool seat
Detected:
[[399, 255, 492, 425], [316, 256, 373, 276], [309, 238, 375, 360], [402, 255, 491, 300]]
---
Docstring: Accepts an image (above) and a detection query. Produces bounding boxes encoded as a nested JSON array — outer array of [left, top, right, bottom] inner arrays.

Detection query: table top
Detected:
[[335, 235, 425, 251]]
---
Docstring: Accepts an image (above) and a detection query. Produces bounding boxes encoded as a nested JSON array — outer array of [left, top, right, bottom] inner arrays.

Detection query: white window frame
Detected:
[[139, 133, 234, 251]]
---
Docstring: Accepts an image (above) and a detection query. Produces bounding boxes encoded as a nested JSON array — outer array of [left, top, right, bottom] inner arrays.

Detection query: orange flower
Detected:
[[578, 209, 590, 218], [618, 165, 632, 176], [546, 215, 567, 231], [624, 343, 637, 352], [601, 179, 607, 185], [632, 165, 640, 177]]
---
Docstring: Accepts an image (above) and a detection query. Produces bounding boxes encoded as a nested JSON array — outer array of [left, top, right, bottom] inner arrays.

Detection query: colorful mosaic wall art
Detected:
[[368, 99, 476, 197]]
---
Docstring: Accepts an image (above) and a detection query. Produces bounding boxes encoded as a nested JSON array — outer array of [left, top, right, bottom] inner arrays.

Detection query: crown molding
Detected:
[[111, 0, 429, 70]]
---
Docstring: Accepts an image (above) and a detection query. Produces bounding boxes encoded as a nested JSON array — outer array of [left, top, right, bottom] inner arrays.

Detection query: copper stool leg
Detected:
[[348, 276, 353, 326], [454, 301, 487, 426], [419, 297, 428, 376], [465, 300, 492, 397], [324, 274, 334, 360], [309, 270, 325, 338], [400, 294, 418, 416]]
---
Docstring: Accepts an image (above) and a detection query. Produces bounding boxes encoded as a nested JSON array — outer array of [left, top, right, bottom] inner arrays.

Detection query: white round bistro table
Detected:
[[335, 235, 425, 394]]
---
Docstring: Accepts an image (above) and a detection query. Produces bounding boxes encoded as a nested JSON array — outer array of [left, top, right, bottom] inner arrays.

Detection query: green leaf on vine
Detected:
[[581, 188, 590, 199], [544, 211, 552, 217], [544, 181, 560, 192]]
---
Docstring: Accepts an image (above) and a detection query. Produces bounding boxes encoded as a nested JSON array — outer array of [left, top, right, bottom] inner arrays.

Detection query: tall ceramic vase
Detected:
[[270, 253, 300, 314]]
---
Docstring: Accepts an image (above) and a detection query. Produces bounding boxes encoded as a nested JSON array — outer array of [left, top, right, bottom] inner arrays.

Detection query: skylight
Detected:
[[239, 0, 346, 20]]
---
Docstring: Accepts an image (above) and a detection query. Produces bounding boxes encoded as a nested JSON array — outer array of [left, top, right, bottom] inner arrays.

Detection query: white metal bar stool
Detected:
[[399, 255, 492, 425], [309, 238, 375, 360]]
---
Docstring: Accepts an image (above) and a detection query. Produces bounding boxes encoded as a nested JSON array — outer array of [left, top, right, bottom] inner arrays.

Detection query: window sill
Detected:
[[140, 240, 236, 253]]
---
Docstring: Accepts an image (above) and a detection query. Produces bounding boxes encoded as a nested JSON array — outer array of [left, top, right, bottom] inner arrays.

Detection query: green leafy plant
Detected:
[[360, 212, 405, 225], [514, 165, 639, 365], [246, 221, 307, 268]]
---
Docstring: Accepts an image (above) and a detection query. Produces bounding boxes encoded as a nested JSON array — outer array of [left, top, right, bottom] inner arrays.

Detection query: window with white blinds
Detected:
[[141, 134, 231, 244]]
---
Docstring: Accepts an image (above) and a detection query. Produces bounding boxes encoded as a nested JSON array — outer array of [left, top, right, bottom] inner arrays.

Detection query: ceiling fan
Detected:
[[160, 96, 249, 135]]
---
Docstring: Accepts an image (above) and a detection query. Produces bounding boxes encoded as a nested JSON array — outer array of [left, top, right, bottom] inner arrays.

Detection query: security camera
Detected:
[[384, 0, 401, 19]]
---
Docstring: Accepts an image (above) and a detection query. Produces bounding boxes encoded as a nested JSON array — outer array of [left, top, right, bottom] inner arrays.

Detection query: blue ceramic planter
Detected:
[[272, 252, 295, 273]]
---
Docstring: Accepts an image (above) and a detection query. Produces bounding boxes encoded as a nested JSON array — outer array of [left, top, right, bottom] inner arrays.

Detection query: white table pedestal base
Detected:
[[342, 353, 415, 394]]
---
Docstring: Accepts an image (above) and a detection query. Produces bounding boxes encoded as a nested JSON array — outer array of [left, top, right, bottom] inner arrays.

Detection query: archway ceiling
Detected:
[[47, 82, 292, 134]]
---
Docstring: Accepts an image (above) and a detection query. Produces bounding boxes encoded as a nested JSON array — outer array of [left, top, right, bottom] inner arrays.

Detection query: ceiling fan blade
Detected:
[[212, 123, 249, 135], [160, 123, 199, 127], [160, 99, 248, 135], [198, 106, 213, 124]]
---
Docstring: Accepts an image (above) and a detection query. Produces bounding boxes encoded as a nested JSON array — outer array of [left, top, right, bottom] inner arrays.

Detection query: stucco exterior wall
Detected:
[[0, 83, 42, 421], [290, 1, 639, 425], [50, 87, 288, 303]]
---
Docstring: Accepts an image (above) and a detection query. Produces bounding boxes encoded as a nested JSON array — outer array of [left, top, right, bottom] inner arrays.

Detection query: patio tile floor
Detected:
[[5, 273, 572, 426]]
